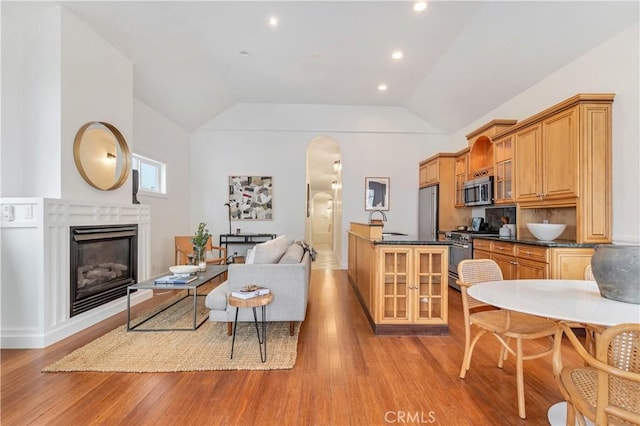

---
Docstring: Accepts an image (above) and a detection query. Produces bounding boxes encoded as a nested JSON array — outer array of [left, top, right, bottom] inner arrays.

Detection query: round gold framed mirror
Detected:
[[73, 121, 131, 190]]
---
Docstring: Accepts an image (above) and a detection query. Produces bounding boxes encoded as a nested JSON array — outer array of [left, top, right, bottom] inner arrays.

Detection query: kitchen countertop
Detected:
[[372, 235, 452, 245], [473, 235, 599, 248]]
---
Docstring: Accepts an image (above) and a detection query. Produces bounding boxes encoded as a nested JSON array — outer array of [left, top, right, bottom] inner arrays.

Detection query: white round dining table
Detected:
[[468, 279, 640, 426], [467, 279, 640, 326]]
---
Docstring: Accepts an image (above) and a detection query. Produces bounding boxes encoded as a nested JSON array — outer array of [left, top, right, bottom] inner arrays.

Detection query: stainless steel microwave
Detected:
[[463, 176, 494, 206]]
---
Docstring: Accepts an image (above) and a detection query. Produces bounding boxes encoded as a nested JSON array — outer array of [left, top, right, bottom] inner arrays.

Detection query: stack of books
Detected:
[[154, 274, 197, 285], [231, 285, 270, 299]]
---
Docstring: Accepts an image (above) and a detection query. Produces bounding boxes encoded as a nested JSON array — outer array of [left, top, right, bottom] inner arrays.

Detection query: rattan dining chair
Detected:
[[552, 322, 640, 426], [457, 259, 558, 419]]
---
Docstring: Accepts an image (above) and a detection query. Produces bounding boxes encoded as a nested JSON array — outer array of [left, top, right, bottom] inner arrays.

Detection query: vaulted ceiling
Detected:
[[4, 1, 638, 135]]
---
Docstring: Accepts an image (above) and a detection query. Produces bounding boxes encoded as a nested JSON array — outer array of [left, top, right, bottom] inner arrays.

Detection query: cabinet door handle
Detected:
[[510, 261, 518, 265]]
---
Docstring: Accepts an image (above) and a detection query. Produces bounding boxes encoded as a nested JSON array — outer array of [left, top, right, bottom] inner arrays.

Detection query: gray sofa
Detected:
[[205, 236, 311, 336]]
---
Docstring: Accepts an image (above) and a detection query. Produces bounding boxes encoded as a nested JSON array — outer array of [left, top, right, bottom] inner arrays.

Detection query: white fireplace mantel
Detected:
[[0, 198, 152, 348]]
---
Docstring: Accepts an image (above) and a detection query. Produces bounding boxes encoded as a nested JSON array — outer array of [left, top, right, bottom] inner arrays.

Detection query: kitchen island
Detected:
[[348, 222, 451, 335]]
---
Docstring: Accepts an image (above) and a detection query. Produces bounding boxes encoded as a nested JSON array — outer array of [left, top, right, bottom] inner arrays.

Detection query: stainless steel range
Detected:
[[445, 230, 498, 290]]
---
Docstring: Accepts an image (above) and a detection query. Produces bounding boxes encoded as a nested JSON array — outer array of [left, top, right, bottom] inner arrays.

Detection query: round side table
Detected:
[[228, 293, 273, 362]]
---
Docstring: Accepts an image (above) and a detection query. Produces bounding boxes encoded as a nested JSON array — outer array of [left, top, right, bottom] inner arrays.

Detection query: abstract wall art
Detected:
[[228, 176, 273, 220]]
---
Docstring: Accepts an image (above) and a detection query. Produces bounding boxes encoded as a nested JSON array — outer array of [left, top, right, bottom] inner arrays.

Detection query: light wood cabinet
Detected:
[[493, 135, 514, 204], [473, 238, 593, 280], [515, 108, 579, 203], [465, 119, 517, 179], [496, 93, 613, 243], [348, 225, 449, 334], [419, 153, 470, 231], [419, 158, 439, 188], [454, 149, 469, 207], [377, 247, 447, 325], [514, 123, 543, 202]]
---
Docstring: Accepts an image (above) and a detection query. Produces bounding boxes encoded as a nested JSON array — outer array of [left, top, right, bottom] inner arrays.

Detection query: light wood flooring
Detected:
[[1, 268, 583, 425], [312, 243, 342, 270]]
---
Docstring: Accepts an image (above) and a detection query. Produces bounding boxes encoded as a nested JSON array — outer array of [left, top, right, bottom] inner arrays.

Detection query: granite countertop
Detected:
[[372, 234, 452, 245], [473, 235, 599, 248]]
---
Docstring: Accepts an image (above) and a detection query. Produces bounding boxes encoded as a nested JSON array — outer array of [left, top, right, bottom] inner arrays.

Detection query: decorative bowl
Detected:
[[526, 223, 566, 241], [169, 265, 199, 275]]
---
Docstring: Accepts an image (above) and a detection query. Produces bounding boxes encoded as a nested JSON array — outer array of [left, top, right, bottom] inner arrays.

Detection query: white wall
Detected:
[[0, 16, 24, 197], [20, 7, 62, 198], [133, 99, 191, 276], [193, 104, 448, 265], [60, 7, 133, 204], [448, 23, 640, 244], [1, 6, 134, 204]]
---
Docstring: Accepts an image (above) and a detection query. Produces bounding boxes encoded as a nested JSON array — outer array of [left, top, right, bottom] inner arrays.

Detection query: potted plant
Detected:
[[192, 222, 210, 271]]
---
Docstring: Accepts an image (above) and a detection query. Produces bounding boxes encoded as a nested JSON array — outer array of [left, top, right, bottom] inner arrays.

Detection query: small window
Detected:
[[132, 153, 166, 195]]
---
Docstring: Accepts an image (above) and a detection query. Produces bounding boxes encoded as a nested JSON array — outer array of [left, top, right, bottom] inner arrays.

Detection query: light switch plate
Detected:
[[3, 205, 15, 221]]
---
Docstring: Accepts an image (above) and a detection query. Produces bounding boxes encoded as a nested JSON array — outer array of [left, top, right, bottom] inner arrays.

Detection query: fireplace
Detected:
[[70, 224, 138, 317]]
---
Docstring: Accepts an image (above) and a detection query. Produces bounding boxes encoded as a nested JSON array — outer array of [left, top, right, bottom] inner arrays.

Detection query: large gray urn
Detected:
[[591, 244, 640, 304]]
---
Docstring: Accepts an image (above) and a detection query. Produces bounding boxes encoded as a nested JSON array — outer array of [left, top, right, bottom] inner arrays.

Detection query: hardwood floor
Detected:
[[1, 269, 582, 425]]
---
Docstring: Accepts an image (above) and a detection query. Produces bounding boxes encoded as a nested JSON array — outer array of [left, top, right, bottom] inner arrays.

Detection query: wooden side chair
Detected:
[[553, 322, 640, 426], [457, 259, 558, 419], [175, 236, 226, 266]]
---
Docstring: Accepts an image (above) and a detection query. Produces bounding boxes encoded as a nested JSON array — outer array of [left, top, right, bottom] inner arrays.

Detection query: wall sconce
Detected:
[[106, 152, 117, 159], [333, 160, 342, 172], [331, 181, 337, 190]]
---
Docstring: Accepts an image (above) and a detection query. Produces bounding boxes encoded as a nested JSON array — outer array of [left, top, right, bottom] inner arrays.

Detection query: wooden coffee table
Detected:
[[228, 292, 273, 362]]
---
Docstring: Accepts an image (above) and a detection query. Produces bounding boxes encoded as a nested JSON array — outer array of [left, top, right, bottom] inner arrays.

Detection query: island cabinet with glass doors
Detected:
[[348, 223, 450, 335]]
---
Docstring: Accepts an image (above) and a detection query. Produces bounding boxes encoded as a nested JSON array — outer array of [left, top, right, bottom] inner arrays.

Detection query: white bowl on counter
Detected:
[[527, 223, 566, 241]]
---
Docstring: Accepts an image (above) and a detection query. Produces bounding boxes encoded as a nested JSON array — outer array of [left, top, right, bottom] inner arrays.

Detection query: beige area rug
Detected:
[[43, 294, 300, 372]]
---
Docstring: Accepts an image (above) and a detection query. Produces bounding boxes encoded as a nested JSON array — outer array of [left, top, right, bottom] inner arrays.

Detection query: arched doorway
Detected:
[[306, 137, 342, 269]]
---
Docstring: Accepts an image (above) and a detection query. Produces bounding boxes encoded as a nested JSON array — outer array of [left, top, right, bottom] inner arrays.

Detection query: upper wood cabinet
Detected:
[[515, 108, 579, 202], [465, 119, 517, 179], [514, 123, 543, 202], [495, 93, 614, 243], [454, 148, 469, 207], [419, 158, 439, 187], [493, 135, 514, 204], [419, 153, 470, 231]]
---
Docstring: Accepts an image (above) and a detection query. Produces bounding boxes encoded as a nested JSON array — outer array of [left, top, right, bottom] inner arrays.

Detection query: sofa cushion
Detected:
[[278, 243, 304, 264], [205, 281, 228, 310], [253, 235, 293, 264]]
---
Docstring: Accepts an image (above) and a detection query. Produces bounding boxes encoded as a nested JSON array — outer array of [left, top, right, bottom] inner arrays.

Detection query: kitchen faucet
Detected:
[[368, 210, 387, 223]]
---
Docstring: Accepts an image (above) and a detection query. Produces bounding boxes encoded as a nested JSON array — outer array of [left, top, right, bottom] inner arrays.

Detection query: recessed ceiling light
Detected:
[[378, 84, 388, 91], [414, 2, 428, 12], [239, 51, 250, 57], [268, 16, 278, 27], [392, 51, 403, 60]]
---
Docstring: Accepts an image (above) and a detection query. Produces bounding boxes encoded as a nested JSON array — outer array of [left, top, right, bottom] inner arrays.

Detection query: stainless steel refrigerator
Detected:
[[418, 185, 438, 241]]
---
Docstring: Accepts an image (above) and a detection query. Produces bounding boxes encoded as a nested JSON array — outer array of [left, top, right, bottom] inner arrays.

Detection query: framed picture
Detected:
[[228, 176, 273, 220], [365, 177, 390, 211]]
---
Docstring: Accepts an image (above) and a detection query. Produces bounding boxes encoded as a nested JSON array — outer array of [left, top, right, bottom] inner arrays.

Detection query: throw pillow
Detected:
[[253, 235, 293, 264], [245, 247, 256, 264], [278, 243, 304, 264]]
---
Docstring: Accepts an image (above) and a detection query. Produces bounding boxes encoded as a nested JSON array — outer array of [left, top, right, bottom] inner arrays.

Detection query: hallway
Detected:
[[311, 243, 341, 270]]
